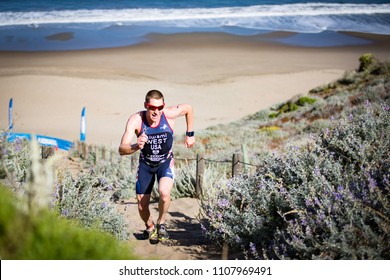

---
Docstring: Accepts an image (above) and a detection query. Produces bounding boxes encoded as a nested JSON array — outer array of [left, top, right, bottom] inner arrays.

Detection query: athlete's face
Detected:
[[145, 98, 165, 122]]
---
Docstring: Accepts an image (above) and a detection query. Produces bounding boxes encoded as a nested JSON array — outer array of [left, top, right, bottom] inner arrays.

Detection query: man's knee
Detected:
[[158, 177, 173, 201], [138, 203, 148, 212], [159, 188, 171, 201], [137, 195, 150, 212]]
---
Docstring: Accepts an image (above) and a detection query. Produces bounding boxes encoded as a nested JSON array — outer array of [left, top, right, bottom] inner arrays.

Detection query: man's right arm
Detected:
[[118, 114, 142, 156]]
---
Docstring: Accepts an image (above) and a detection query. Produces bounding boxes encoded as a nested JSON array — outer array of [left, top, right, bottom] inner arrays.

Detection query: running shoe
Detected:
[[141, 225, 157, 240], [157, 224, 169, 241]]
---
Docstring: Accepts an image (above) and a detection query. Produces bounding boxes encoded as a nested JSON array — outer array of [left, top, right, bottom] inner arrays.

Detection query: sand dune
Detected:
[[2, 32, 389, 148]]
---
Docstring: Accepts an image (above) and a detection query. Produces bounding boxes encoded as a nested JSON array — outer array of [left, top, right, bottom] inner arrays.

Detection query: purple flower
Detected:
[[368, 177, 377, 191], [305, 198, 313, 207], [305, 226, 312, 236], [332, 191, 343, 201], [257, 183, 265, 190], [324, 128, 330, 136], [53, 184, 60, 199], [62, 209, 69, 216], [313, 166, 320, 176], [330, 186, 344, 201], [200, 223, 207, 233], [14, 143, 22, 152], [218, 198, 230, 208], [249, 242, 257, 255], [101, 202, 108, 209]]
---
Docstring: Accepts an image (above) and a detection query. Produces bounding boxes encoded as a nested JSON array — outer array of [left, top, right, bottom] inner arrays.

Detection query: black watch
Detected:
[[186, 131, 195, 137]]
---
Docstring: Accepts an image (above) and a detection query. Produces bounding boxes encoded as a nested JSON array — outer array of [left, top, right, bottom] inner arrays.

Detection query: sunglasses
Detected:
[[145, 103, 165, 111]]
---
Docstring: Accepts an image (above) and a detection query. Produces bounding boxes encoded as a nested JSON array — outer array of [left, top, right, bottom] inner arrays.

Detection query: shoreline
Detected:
[[0, 31, 389, 147]]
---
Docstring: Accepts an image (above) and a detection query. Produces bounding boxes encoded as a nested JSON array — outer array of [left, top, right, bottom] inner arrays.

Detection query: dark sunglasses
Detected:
[[145, 103, 165, 111]]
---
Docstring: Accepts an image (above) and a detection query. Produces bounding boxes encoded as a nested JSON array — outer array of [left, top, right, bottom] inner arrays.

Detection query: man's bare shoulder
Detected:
[[126, 111, 143, 131], [128, 111, 142, 121], [164, 105, 184, 119]]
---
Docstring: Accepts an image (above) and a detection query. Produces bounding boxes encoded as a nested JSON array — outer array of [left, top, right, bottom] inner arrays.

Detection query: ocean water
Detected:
[[0, 0, 389, 50]]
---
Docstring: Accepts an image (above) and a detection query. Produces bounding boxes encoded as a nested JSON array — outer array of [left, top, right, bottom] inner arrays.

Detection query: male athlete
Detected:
[[118, 89, 195, 241]]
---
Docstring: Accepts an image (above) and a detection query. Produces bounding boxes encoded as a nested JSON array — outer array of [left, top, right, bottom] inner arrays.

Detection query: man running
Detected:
[[118, 89, 195, 241]]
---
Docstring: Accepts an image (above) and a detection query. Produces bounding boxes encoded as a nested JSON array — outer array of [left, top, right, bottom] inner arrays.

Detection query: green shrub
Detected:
[[268, 97, 316, 118], [0, 186, 137, 259], [338, 70, 358, 85], [358, 53, 375, 72], [0, 137, 130, 242], [297, 96, 316, 106]]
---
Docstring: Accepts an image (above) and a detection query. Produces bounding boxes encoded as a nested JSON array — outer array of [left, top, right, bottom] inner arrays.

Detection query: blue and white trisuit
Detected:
[[136, 111, 174, 194]]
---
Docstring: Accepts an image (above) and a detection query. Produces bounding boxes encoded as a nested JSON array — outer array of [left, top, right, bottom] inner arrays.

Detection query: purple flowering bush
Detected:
[[201, 102, 389, 259], [0, 135, 30, 188], [55, 169, 129, 241], [79, 145, 136, 201]]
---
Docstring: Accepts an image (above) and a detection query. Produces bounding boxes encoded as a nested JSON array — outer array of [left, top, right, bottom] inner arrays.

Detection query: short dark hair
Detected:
[[145, 89, 164, 103]]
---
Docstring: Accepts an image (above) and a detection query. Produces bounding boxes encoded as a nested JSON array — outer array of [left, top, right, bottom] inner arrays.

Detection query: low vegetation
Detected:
[[0, 138, 137, 259], [201, 102, 389, 259]]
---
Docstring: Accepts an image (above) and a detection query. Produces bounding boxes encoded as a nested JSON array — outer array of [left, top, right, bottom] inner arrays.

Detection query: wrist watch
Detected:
[[186, 131, 195, 137]]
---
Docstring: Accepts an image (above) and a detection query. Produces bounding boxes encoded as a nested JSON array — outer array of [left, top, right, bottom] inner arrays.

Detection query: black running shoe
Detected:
[[141, 226, 157, 240], [157, 224, 169, 241]]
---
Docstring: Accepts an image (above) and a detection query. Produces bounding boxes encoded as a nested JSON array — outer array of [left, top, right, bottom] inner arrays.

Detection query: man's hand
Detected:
[[185, 136, 195, 148], [137, 133, 148, 149]]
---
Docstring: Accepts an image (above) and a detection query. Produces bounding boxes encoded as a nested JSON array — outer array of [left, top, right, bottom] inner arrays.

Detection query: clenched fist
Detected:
[[137, 133, 148, 149]]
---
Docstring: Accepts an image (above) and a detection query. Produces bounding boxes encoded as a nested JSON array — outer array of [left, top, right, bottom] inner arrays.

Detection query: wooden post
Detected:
[[76, 141, 82, 157], [196, 154, 205, 197], [41, 146, 55, 159], [81, 142, 87, 159], [241, 144, 248, 172], [222, 242, 229, 260], [91, 145, 95, 163], [101, 146, 106, 161], [232, 153, 243, 177]]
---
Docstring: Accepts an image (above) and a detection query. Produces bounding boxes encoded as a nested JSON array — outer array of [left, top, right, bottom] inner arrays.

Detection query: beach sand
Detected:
[[1, 31, 390, 259], [1, 32, 389, 148]]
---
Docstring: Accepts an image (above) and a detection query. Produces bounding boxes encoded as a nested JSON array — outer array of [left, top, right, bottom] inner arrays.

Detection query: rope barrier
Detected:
[[78, 142, 262, 169], [175, 157, 261, 168]]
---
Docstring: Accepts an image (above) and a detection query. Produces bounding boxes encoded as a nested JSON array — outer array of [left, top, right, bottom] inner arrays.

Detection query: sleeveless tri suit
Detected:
[[135, 111, 174, 194]]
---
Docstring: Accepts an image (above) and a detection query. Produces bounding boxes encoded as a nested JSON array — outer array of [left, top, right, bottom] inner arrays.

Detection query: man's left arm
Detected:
[[167, 104, 195, 148]]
